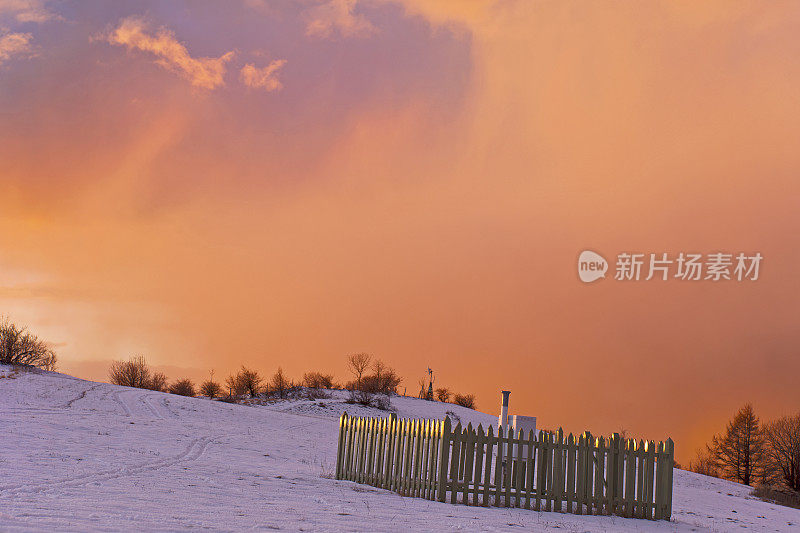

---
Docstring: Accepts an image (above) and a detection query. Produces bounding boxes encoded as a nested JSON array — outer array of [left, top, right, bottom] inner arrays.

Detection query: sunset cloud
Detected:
[[0, 31, 32, 64], [240, 59, 287, 92], [105, 16, 234, 90], [0, 0, 56, 23], [304, 0, 376, 39]]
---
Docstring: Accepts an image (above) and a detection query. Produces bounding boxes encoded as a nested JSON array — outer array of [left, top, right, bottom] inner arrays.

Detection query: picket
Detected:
[[534, 432, 544, 511], [514, 427, 525, 508], [565, 433, 575, 513], [494, 426, 504, 506], [437, 417, 451, 502], [553, 429, 563, 511], [472, 425, 485, 505], [503, 426, 513, 507], [645, 440, 656, 519], [482, 425, 494, 506], [449, 423, 462, 503], [665, 439, 674, 520], [624, 439, 636, 518], [336, 413, 674, 522]]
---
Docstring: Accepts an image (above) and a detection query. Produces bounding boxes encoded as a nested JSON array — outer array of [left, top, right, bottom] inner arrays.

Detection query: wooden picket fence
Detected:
[[335, 413, 674, 520]]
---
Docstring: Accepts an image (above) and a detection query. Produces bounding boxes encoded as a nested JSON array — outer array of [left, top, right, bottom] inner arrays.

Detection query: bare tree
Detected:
[[108, 355, 152, 388], [763, 413, 800, 491], [228, 366, 264, 398], [417, 378, 427, 399], [0, 317, 58, 370], [346, 352, 371, 390], [435, 387, 450, 402], [372, 359, 385, 387], [169, 379, 196, 397], [709, 403, 765, 485], [200, 379, 223, 399], [271, 367, 289, 398]]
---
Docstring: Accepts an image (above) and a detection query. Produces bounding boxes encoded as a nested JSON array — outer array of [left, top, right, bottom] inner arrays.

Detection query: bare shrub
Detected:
[[688, 447, 719, 478], [435, 387, 450, 402], [109, 355, 152, 388], [0, 318, 57, 370], [368, 360, 401, 394], [169, 378, 195, 397], [373, 394, 391, 410], [453, 393, 476, 410], [271, 367, 289, 398], [347, 388, 374, 406], [305, 388, 330, 400], [200, 380, 222, 399], [445, 410, 461, 425], [302, 371, 334, 389], [225, 366, 264, 398], [147, 371, 168, 392]]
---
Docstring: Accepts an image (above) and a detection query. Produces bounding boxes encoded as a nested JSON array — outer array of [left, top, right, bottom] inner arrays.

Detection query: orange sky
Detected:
[[1, 0, 799, 463]]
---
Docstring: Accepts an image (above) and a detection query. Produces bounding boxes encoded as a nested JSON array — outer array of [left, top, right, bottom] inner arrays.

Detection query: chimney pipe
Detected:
[[499, 390, 511, 429]]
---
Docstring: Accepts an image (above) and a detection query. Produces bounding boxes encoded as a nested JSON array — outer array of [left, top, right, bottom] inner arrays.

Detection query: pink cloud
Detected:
[[240, 59, 287, 92], [0, 0, 56, 23], [105, 16, 234, 90], [0, 31, 32, 64], [304, 0, 376, 39]]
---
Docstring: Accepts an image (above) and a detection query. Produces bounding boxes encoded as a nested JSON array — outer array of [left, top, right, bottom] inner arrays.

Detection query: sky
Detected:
[[1, 0, 799, 463]]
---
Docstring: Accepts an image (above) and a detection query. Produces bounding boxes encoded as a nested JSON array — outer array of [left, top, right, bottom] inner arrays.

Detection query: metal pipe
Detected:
[[499, 390, 510, 429]]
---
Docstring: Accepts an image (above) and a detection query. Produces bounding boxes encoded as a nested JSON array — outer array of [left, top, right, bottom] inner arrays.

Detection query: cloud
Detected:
[[105, 16, 234, 90], [304, 0, 376, 39], [0, 0, 56, 23], [0, 31, 32, 64], [240, 59, 286, 91]]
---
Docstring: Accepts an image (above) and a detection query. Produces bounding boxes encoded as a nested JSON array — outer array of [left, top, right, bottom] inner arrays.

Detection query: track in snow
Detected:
[[0, 435, 221, 496]]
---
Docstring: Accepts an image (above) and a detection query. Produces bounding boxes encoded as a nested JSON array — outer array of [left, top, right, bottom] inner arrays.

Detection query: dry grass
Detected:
[[752, 485, 800, 510]]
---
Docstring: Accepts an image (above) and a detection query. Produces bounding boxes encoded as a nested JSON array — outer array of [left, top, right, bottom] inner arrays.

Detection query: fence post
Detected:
[[645, 440, 656, 519], [535, 430, 545, 511], [654, 441, 662, 520], [437, 416, 452, 502], [473, 425, 485, 505], [336, 412, 348, 480], [463, 423, 475, 505], [524, 429, 535, 509], [575, 433, 584, 514], [514, 425, 525, 508], [665, 438, 674, 520], [482, 425, 494, 506], [566, 433, 575, 514], [624, 439, 636, 518], [553, 428, 563, 511], [494, 425, 505, 507], [449, 423, 463, 504], [427, 419, 439, 500], [607, 433, 617, 515]]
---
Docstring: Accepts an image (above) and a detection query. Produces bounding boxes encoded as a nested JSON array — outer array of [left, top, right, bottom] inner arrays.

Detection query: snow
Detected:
[[1, 365, 798, 532]]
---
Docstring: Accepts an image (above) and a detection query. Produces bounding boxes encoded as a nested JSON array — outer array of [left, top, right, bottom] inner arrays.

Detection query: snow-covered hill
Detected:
[[1, 365, 798, 532]]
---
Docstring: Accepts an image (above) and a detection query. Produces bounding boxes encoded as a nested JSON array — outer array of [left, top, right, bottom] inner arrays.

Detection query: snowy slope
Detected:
[[1, 365, 798, 532]]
